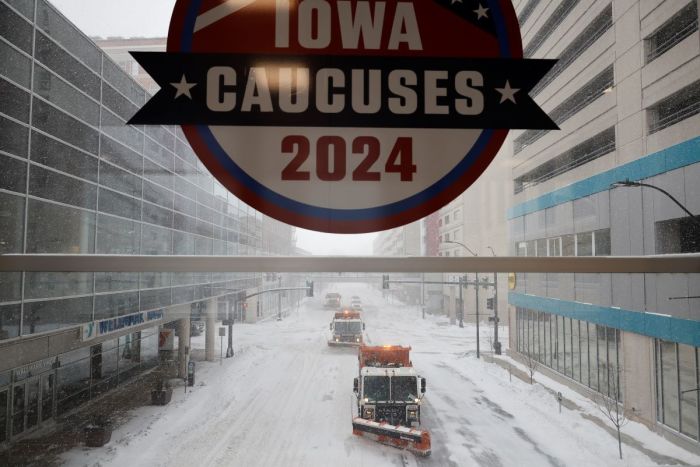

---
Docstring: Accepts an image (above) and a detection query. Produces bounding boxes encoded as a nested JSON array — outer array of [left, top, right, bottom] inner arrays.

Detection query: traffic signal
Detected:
[[486, 297, 494, 310], [306, 280, 314, 297], [382, 275, 389, 289]]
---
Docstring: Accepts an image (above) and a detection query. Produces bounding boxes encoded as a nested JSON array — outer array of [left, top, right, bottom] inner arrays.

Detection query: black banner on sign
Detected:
[[128, 52, 557, 130]]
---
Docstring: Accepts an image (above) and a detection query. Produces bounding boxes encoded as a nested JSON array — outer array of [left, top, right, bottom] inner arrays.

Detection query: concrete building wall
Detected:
[[509, 0, 700, 449]]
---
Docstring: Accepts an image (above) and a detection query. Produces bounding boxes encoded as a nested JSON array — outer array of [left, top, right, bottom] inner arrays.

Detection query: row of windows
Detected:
[[655, 339, 700, 442], [645, 2, 698, 64], [516, 308, 622, 399], [0, 194, 264, 260], [515, 228, 611, 257], [524, 0, 580, 58], [0, 22, 229, 199], [0, 276, 259, 340], [514, 127, 616, 194], [530, 5, 612, 97], [514, 66, 614, 154], [648, 79, 700, 135]]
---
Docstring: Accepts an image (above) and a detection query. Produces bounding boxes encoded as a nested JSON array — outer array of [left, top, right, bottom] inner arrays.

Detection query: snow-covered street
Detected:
[[61, 285, 700, 467]]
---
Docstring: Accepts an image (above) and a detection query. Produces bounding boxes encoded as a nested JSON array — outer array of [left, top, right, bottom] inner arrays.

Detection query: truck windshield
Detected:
[[334, 321, 362, 334], [364, 376, 390, 401], [391, 376, 418, 402]]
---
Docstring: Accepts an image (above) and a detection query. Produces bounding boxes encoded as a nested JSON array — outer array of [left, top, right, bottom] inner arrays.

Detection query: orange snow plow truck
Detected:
[[328, 310, 365, 347], [352, 345, 431, 456]]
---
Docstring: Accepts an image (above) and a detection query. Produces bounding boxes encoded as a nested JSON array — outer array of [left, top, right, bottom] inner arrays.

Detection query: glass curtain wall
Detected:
[[656, 340, 700, 441], [515, 307, 622, 400], [0, 0, 299, 343]]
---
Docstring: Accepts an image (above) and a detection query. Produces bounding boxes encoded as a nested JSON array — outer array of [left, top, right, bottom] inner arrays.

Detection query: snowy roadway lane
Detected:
[[62, 285, 700, 467]]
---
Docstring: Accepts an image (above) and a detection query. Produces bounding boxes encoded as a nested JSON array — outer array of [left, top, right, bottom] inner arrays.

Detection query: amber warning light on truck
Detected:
[[129, 0, 556, 234]]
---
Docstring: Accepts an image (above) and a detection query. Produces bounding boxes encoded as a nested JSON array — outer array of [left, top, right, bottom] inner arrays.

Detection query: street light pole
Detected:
[[611, 180, 700, 229]]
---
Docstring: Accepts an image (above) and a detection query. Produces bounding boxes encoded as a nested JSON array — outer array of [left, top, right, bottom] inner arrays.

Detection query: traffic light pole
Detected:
[[493, 272, 501, 355]]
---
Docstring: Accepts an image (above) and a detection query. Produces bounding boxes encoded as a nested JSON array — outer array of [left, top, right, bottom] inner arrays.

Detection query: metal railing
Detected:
[[0, 254, 698, 274]]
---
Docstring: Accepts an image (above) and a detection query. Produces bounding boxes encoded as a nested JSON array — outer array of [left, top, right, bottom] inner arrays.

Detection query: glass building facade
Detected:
[[0, 0, 295, 442], [0, 0, 294, 342]]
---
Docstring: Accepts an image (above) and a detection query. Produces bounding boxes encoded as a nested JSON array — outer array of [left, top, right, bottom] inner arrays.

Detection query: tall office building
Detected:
[[0, 0, 295, 443], [508, 0, 699, 449]]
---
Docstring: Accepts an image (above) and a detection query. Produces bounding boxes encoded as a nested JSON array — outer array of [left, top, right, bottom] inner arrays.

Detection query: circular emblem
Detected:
[[131, 1, 554, 233]]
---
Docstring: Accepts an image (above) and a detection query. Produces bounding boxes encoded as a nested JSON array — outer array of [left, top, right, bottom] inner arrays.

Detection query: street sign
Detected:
[[130, 0, 555, 233], [218, 327, 226, 337]]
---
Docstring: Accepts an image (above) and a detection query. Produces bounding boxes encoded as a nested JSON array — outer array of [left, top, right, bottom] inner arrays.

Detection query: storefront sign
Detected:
[[81, 310, 164, 342], [12, 357, 57, 380], [130, 0, 555, 233]]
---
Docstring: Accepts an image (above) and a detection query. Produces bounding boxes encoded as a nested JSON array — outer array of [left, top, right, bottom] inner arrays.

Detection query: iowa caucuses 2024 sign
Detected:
[[129, 0, 556, 233]]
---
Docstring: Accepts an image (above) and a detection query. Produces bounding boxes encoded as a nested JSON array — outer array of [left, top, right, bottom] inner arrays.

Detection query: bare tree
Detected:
[[485, 327, 494, 354], [523, 349, 538, 384], [595, 366, 628, 460]]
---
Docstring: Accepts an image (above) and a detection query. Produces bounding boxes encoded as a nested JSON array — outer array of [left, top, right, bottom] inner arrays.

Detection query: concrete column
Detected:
[[177, 316, 190, 378], [205, 298, 217, 362]]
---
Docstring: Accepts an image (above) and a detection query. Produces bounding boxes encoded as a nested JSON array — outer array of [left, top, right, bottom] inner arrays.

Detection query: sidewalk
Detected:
[[482, 352, 693, 465]]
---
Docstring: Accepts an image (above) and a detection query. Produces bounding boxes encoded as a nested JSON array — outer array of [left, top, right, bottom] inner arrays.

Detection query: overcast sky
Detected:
[[50, 0, 176, 38], [49, 0, 379, 256]]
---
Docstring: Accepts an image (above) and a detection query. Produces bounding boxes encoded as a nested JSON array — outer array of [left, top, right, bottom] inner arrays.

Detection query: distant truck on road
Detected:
[[324, 292, 342, 309], [328, 310, 364, 347]]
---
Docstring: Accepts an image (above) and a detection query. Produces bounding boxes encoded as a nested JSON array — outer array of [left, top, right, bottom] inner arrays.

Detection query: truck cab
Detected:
[[353, 346, 426, 427], [324, 292, 342, 309], [329, 310, 364, 346]]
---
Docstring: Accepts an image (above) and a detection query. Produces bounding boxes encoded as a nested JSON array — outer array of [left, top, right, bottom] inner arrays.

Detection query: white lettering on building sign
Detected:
[[81, 310, 164, 342]]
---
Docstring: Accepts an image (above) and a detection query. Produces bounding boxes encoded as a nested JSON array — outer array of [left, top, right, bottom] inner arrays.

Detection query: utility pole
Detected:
[[421, 272, 425, 319], [278, 275, 282, 321], [475, 272, 480, 359], [488, 246, 502, 355], [458, 276, 464, 328], [226, 298, 234, 358], [444, 240, 480, 359]]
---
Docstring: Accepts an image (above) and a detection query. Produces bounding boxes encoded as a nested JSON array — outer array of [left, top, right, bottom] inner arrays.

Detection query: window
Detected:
[[532, 5, 613, 96], [524, 0, 580, 57], [648, 80, 700, 134], [562, 234, 575, 256], [548, 237, 561, 256], [536, 238, 547, 257], [26, 199, 96, 254], [515, 127, 616, 193], [445, 215, 450, 225], [655, 216, 700, 254], [645, 2, 698, 63], [515, 67, 614, 153], [594, 229, 611, 256], [576, 232, 593, 256]]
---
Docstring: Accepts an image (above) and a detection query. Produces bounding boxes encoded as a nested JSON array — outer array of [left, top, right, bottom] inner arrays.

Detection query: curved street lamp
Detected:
[[611, 179, 700, 229]]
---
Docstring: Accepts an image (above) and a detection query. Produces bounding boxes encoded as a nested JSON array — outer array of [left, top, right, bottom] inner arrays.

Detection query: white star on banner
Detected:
[[496, 81, 520, 104], [474, 4, 489, 19], [171, 75, 197, 99]]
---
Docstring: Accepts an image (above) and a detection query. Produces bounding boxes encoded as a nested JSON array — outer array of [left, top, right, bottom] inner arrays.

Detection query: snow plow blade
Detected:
[[352, 417, 431, 457], [328, 340, 360, 347]]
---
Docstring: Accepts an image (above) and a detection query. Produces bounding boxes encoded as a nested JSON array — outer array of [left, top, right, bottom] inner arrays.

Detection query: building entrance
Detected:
[[9, 372, 55, 439]]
